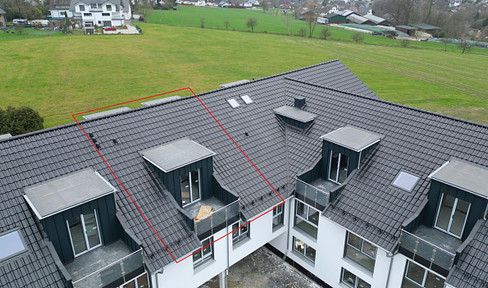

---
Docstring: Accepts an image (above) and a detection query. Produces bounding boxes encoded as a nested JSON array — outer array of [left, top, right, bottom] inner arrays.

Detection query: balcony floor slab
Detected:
[[413, 225, 462, 254], [184, 197, 226, 219], [309, 178, 338, 192], [65, 239, 132, 283]]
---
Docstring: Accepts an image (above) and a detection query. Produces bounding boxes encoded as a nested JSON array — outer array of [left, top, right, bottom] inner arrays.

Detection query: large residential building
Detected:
[[70, 0, 131, 30], [1, 60, 487, 288]]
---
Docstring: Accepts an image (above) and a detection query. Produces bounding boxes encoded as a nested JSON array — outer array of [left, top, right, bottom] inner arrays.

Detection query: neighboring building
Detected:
[[347, 14, 375, 25], [48, 0, 73, 25], [396, 25, 417, 35], [324, 12, 347, 24], [70, 0, 131, 29], [1, 60, 488, 288], [0, 8, 6, 28], [410, 23, 442, 36], [363, 13, 391, 26]]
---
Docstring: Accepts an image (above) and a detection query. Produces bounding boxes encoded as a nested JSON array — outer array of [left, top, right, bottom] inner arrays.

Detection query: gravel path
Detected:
[[200, 247, 322, 288]]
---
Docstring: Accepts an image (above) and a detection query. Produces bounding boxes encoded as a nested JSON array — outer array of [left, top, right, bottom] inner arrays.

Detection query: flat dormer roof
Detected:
[[141, 138, 216, 173], [429, 158, 488, 199], [321, 125, 383, 152], [274, 105, 317, 123], [24, 168, 116, 219]]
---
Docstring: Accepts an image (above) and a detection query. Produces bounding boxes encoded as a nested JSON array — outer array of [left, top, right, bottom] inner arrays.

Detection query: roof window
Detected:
[[227, 99, 240, 108], [240, 95, 253, 104], [0, 230, 27, 262], [392, 171, 420, 192]]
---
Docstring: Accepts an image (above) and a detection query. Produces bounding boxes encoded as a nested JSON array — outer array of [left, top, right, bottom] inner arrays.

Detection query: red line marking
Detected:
[[72, 88, 285, 264]]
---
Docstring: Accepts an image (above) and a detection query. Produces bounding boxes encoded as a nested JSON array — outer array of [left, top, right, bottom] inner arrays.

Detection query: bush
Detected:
[[0, 106, 44, 136], [200, 18, 205, 29], [321, 27, 331, 40], [246, 17, 258, 32], [401, 39, 410, 48], [224, 20, 230, 30], [351, 32, 364, 43], [298, 27, 306, 37], [14, 25, 25, 35]]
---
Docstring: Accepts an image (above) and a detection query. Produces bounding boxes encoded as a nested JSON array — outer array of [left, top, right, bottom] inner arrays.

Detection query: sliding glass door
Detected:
[[67, 210, 102, 257], [435, 194, 470, 238]]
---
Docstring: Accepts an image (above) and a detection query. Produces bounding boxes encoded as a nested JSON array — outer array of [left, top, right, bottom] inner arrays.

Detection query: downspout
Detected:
[[385, 251, 394, 288]]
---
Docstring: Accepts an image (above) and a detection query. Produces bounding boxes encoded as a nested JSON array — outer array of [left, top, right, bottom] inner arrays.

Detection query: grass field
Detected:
[[0, 28, 62, 40], [146, 6, 488, 54], [0, 23, 487, 128]]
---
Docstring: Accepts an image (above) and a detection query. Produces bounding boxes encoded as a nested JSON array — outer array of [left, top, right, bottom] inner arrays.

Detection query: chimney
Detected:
[[294, 96, 305, 109]]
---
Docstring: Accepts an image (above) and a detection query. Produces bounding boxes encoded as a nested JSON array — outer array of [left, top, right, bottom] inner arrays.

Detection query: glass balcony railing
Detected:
[[295, 179, 330, 211], [194, 200, 240, 239], [72, 249, 144, 288], [399, 229, 456, 274]]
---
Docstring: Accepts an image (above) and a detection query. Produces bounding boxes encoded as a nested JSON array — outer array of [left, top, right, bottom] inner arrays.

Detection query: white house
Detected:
[[70, 0, 131, 29], [1, 60, 488, 288]]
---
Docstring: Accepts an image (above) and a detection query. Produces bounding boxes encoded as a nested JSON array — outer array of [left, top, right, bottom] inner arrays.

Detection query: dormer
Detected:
[[274, 97, 317, 130], [425, 158, 488, 240], [141, 138, 216, 208], [320, 126, 383, 184]]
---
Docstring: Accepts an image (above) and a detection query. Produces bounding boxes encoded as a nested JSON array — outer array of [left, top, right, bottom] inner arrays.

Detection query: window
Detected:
[[120, 272, 149, 288], [341, 268, 371, 288], [435, 193, 470, 238], [181, 169, 201, 207], [227, 98, 240, 108], [79, 4, 85, 11], [83, 13, 92, 16], [98, 3, 102, 7], [193, 237, 213, 268], [232, 220, 249, 245], [345, 232, 377, 272], [328, 151, 349, 183], [402, 260, 445, 288], [106, 4, 112, 11], [102, 13, 110, 16], [0, 230, 27, 261], [294, 199, 318, 238], [66, 210, 102, 257], [293, 237, 316, 263], [90, 3, 97, 8], [392, 171, 420, 192], [272, 204, 284, 230]]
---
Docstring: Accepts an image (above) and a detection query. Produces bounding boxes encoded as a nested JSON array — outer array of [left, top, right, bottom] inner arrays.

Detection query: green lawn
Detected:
[[146, 6, 488, 54], [0, 28, 62, 41], [0, 23, 487, 128]]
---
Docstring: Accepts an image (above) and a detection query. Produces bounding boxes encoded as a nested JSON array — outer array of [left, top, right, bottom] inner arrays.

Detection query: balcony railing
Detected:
[[194, 200, 240, 239], [72, 249, 144, 288], [295, 178, 329, 211], [399, 229, 456, 275]]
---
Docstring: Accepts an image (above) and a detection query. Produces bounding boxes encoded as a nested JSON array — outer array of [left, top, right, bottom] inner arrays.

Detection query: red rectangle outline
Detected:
[[71, 88, 285, 264]]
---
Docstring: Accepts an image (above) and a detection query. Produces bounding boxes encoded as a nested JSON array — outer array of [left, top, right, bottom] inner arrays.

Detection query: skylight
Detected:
[[227, 99, 240, 108], [241, 95, 253, 104], [392, 171, 420, 192], [0, 230, 26, 262]]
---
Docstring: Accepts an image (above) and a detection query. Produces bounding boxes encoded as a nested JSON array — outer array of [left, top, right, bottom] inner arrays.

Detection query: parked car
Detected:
[[103, 26, 116, 31]]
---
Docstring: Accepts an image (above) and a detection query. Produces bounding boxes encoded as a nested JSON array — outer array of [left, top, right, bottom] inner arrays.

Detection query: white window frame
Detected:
[[345, 231, 377, 270], [434, 193, 471, 239], [292, 237, 316, 263], [294, 199, 319, 234], [232, 220, 249, 245], [341, 268, 371, 288], [403, 260, 446, 288], [118, 272, 148, 288], [181, 169, 201, 207], [272, 204, 284, 229], [193, 236, 213, 268], [328, 150, 348, 184], [66, 209, 102, 257]]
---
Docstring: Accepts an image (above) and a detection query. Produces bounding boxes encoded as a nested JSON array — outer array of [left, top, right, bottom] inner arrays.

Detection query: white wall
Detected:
[[271, 198, 394, 288], [387, 253, 409, 288], [152, 200, 289, 288]]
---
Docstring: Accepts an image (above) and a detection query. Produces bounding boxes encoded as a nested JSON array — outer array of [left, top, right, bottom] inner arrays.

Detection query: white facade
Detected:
[[48, 9, 74, 20], [72, 0, 131, 27], [152, 199, 290, 288]]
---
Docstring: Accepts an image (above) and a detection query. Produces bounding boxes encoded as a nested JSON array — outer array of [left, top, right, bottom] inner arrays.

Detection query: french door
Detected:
[[434, 194, 470, 238], [328, 151, 349, 184], [67, 210, 102, 257]]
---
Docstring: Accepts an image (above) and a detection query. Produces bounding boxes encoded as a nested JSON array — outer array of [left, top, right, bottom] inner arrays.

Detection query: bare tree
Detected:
[[304, 0, 319, 38], [200, 18, 205, 28], [351, 32, 364, 43], [457, 40, 471, 54], [262, 0, 267, 13], [320, 26, 331, 40], [224, 20, 230, 30], [246, 17, 258, 32]]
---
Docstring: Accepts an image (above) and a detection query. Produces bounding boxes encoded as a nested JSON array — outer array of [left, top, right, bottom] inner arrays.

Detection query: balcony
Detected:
[[66, 240, 144, 288], [183, 197, 240, 240], [295, 178, 335, 211], [399, 226, 460, 276]]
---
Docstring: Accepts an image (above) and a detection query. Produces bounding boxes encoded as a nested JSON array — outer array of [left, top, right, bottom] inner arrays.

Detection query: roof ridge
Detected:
[[285, 77, 488, 131]]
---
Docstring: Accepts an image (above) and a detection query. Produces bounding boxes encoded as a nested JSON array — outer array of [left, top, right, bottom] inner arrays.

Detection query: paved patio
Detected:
[[200, 247, 322, 288]]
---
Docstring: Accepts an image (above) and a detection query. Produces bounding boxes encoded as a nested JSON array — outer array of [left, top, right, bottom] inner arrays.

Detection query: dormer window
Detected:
[[434, 194, 470, 238], [181, 169, 201, 207], [328, 151, 348, 184]]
